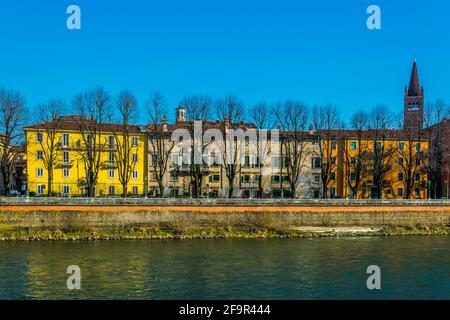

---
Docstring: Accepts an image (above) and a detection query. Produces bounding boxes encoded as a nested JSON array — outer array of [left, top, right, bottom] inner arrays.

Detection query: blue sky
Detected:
[[0, 0, 449, 124]]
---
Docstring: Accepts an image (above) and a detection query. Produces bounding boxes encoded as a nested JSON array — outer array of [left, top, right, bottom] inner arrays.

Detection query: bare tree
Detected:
[[395, 125, 425, 199], [72, 87, 111, 197], [249, 101, 272, 197], [343, 109, 369, 198], [424, 99, 447, 198], [113, 90, 139, 197], [0, 89, 27, 196], [273, 100, 309, 198], [147, 91, 174, 197], [367, 105, 397, 199], [35, 100, 66, 196], [182, 94, 212, 198], [216, 94, 245, 198], [312, 104, 341, 198]]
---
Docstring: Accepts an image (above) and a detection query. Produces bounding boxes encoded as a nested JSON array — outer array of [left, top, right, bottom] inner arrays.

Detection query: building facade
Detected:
[[25, 116, 147, 197], [21, 59, 449, 199]]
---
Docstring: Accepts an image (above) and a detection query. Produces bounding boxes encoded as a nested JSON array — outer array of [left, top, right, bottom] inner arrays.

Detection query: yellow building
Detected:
[[25, 116, 147, 197]]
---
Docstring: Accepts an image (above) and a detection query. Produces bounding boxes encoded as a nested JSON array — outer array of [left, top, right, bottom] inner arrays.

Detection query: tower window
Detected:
[[408, 103, 420, 111]]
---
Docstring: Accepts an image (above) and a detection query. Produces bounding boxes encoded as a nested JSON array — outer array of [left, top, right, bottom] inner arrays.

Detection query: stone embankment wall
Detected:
[[0, 197, 449, 229]]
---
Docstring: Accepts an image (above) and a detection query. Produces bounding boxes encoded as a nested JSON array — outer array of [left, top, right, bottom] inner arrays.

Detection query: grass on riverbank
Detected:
[[0, 223, 448, 241]]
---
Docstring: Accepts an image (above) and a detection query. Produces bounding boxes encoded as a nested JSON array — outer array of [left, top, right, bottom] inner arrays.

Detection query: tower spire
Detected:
[[407, 58, 421, 97]]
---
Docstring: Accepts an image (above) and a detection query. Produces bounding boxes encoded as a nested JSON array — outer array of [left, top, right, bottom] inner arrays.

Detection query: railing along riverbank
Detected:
[[0, 197, 449, 207]]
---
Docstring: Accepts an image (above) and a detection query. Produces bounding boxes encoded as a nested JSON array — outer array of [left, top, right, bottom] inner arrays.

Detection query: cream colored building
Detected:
[[148, 106, 321, 198]]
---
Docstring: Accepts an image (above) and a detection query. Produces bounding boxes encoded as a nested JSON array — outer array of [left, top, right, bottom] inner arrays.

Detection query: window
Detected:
[[350, 142, 357, 150], [63, 168, 70, 178], [62, 133, 69, 147], [314, 175, 320, 182], [272, 176, 280, 183], [132, 137, 139, 147], [109, 152, 115, 164], [312, 157, 321, 169], [350, 172, 356, 181], [408, 103, 419, 111], [132, 186, 138, 195], [108, 186, 115, 195], [330, 172, 336, 181], [374, 141, 382, 150], [108, 169, 115, 178], [415, 143, 421, 151], [132, 170, 138, 179], [36, 132, 43, 143], [331, 141, 337, 150], [244, 156, 250, 167], [330, 188, 336, 197], [36, 150, 43, 160], [63, 151, 70, 164], [398, 157, 404, 165], [414, 188, 420, 197], [209, 174, 220, 182], [36, 168, 44, 177], [37, 184, 45, 194], [414, 173, 420, 182], [397, 188, 403, 197], [415, 158, 421, 166], [132, 153, 138, 163], [254, 175, 261, 182], [109, 136, 115, 149], [398, 142, 404, 151], [331, 157, 336, 166], [398, 173, 404, 182], [63, 185, 70, 195], [272, 156, 281, 169], [241, 175, 250, 183], [152, 154, 159, 166], [170, 170, 179, 181]]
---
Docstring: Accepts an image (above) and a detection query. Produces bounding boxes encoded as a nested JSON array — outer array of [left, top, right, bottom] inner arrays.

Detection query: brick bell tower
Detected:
[[403, 58, 424, 131]]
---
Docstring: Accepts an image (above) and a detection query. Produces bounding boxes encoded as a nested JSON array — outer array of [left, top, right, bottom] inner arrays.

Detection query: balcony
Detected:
[[55, 160, 74, 168], [101, 161, 118, 169]]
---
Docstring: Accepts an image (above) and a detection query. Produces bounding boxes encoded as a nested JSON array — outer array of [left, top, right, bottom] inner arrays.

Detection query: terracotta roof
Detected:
[[25, 115, 144, 134], [325, 129, 428, 140], [148, 120, 256, 134]]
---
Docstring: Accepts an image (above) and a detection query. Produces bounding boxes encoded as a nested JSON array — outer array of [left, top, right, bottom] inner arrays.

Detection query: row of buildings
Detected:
[[6, 60, 450, 199]]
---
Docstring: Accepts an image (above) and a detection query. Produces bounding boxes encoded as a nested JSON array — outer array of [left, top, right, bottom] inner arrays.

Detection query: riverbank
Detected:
[[0, 224, 448, 241], [1, 200, 449, 240]]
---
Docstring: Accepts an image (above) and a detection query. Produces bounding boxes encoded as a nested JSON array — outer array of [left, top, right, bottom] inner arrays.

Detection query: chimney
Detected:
[[309, 124, 314, 135], [162, 113, 168, 132]]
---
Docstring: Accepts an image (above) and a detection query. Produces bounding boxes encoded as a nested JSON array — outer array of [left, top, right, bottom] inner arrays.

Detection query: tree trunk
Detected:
[[122, 183, 128, 197], [47, 168, 53, 197], [158, 180, 164, 197]]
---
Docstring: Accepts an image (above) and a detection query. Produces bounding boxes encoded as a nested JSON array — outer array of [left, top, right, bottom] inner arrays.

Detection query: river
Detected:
[[0, 236, 448, 299]]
